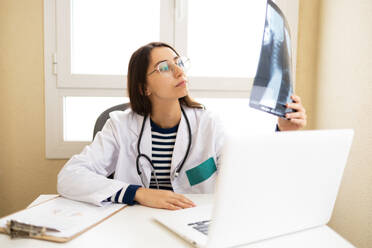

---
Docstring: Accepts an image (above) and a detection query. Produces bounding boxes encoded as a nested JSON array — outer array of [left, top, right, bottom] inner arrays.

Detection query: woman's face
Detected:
[[145, 47, 188, 103]]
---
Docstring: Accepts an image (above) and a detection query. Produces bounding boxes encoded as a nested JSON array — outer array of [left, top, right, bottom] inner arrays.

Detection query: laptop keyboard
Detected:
[[188, 220, 211, 235]]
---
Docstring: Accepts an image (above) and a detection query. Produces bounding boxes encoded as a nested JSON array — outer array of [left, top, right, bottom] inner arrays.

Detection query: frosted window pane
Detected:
[[187, 0, 266, 78], [196, 98, 277, 132], [64, 97, 128, 141], [71, 0, 160, 75]]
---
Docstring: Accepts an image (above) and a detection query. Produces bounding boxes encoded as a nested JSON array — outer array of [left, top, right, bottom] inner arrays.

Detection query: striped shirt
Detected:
[[106, 185, 141, 205], [149, 119, 178, 191], [106, 119, 178, 205]]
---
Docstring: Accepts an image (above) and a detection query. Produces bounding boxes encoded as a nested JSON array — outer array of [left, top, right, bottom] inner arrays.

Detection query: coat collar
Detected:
[[128, 113, 152, 187], [129, 106, 197, 138], [171, 106, 196, 175]]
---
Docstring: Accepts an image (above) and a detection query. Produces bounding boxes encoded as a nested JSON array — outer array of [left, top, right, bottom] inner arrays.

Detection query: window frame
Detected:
[[44, 0, 299, 159]]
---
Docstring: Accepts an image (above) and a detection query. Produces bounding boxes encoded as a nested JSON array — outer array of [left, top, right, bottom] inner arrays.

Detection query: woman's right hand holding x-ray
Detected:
[[134, 188, 196, 210]]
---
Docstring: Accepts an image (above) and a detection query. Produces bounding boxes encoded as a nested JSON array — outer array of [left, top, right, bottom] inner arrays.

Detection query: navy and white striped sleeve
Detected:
[[106, 185, 141, 205]]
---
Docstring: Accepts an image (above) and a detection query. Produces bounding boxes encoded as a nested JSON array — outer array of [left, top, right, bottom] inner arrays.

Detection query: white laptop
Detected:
[[154, 129, 354, 248]]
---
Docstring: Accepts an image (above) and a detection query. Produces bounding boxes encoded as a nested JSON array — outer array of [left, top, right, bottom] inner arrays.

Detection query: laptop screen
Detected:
[[249, 0, 294, 118]]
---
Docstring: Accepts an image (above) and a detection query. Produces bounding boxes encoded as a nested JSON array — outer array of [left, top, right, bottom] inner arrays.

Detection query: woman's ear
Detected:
[[139, 84, 151, 96], [144, 86, 152, 96]]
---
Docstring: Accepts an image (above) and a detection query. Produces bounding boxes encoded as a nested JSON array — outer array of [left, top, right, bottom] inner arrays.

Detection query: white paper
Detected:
[[0, 197, 125, 238]]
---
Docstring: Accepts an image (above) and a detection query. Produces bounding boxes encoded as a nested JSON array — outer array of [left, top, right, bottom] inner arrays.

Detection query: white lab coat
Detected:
[[57, 106, 225, 206]]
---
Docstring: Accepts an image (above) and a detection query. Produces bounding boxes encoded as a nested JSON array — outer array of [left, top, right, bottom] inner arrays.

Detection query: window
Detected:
[[63, 96, 128, 141], [44, 0, 299, 158], [187, 1, 265, 78], [71, 1, 160, 76]]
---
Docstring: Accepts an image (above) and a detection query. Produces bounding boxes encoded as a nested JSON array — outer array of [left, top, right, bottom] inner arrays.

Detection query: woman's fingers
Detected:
[[277, 94, 307, 131], [151, 190, 196, 210], [134, 188, 196, 210], [167, 198, 192, 209], [165, 202, 182, 210], [174, 194, 196, 206], [167, 195, 196, 209], [291, 95, 301, 103], [285, 111, 307, 120], [286, 103, 305, 113]]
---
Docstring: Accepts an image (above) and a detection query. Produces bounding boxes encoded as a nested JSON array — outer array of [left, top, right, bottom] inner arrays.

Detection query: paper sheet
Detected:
[[0, 197, 125, 238]]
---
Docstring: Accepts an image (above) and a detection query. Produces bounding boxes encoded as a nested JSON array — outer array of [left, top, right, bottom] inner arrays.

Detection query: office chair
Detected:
[[93, 103, 130, 179], [93, 103, 130, 139]]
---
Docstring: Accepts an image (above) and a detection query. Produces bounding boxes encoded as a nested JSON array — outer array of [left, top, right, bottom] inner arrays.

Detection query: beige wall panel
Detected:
[[315, 0, 372, 247], [0, 0, 66, 216], [296, 0, 321, 130]]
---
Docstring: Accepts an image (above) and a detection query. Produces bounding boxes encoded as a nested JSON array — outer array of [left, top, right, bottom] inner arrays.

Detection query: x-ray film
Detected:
[[249, 0, 294, 118]]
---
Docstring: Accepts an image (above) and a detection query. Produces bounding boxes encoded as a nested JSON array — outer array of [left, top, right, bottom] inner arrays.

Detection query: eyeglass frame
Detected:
[[147, 56, 190, 76]]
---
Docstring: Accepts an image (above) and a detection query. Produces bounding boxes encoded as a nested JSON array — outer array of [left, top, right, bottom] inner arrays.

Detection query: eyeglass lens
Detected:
[[157, 57, 189, 73]]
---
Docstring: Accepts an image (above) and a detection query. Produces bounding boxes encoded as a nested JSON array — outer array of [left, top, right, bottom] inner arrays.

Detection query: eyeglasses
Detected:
[[147, 56, 190, 76]]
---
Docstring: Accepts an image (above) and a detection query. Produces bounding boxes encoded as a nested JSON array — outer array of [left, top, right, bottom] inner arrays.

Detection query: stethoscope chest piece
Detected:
[[136, 106, 192, 189]]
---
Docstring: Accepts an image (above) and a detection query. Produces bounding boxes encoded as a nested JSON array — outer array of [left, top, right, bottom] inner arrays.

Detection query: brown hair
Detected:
[[127, 42, 203, 116]]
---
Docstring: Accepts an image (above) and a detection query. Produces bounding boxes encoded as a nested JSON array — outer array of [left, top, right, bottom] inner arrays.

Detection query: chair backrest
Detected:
[[93, 103, 130, 139]]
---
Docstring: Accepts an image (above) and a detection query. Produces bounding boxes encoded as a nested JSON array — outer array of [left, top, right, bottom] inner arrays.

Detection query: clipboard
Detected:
[[0, 195, 127, 243]]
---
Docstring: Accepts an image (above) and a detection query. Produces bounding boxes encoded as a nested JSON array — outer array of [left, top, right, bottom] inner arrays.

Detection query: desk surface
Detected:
[[0, 194, 355, 248]]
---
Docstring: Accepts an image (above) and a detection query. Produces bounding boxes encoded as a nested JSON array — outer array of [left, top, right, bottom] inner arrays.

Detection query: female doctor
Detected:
[[57, 42, 307, 210]]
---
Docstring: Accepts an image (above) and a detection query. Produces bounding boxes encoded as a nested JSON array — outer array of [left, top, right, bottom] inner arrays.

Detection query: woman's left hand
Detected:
[[277, 95, 307, 131]]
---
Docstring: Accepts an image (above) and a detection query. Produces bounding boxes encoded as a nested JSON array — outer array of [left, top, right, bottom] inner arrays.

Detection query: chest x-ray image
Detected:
[[249, 0, 294, 118]]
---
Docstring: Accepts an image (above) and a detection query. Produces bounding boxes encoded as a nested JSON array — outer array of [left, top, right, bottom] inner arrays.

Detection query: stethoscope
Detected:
[[135, 106, 192, 189]]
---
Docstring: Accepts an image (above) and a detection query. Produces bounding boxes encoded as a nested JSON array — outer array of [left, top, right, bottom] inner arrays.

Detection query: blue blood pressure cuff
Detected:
[[186, 157, 217, 186]]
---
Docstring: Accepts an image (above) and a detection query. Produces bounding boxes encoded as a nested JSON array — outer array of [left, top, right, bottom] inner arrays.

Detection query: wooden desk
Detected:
[[0, 194, 355, 248]]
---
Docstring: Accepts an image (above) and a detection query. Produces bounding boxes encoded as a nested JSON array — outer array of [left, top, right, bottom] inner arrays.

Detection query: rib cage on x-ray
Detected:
[[249, 0, 294, 118]]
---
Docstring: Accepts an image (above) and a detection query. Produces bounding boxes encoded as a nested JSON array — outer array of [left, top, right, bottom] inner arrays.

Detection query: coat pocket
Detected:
[[186, 157, 217, 186]]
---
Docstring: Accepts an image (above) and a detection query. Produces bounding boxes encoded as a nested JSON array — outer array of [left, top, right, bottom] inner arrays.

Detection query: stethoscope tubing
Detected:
[[135, 106, 192, 189]]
